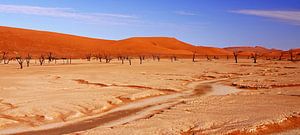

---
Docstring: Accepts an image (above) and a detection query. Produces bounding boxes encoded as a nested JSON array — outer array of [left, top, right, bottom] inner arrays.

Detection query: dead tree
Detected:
[[25, 54, 31, 67], [279, 52, 284, 60], [0, 52, 6, 63], [128, 57, 132, 65], [86, 53, 92, 61], [139, 56, 143, 64], [251, 52, 260, 63], [39, 54, 45, 66], [104, 55, 111, 63], [289, 49, 294, 61], [62, 58, 67, 64], [47, 52, 53, 63], [206, 55, 211, 61], [1, 52, 10, 64], [151, 55, 155, 61], [4, 58, 12, 64], [53, 57, 57, 64], [170, 55, 177, 62], [16, 56, 25, 69], [173, 55, 177, 61], [192, 52, 196, 62], [121, 56, 125, 64], [233, 50, 239, 63], [95, 54, 102, 62]]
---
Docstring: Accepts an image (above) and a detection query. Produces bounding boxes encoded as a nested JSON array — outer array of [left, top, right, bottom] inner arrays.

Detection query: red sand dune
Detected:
[[0, 26, 288, 58], [0, 26, 115, 58], [224, 46, 284, 57]]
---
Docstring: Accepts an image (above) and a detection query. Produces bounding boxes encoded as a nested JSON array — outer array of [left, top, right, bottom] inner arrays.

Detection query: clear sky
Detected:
[[0, 0, 299, 50]]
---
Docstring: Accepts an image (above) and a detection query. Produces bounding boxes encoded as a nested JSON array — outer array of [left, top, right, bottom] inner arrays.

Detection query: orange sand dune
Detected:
[[0, 26, 115, 58], [111, 37, 231, 56], [224, 46, 283, 57], [0, 26, 289, 58], [0, 26, 232, 58]]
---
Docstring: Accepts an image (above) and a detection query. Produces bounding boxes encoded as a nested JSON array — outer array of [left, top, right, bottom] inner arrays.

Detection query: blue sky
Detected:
[[0, 0, 299, 50]]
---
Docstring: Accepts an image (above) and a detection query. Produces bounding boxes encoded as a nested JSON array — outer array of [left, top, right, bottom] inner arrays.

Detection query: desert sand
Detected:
[[0, 58, 299, 135], [0, 26, 299, 135], [2, 26, 296, 59]]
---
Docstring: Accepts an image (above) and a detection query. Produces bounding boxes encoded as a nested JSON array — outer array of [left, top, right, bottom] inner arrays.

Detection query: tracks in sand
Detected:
[[0, 78, 237, 135]]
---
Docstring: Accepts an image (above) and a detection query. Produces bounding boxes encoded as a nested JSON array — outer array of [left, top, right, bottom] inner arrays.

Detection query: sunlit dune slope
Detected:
[[0, 26, 115, 58], [0, 26, 290, 58], [224, 46, 284, 57]]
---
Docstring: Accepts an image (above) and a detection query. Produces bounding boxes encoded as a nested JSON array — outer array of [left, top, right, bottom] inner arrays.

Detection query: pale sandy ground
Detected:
[[0, 58, 299, 135]]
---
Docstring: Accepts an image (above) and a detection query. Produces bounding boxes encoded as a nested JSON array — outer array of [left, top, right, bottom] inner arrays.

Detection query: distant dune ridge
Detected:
[[0, 26, 296, 58]]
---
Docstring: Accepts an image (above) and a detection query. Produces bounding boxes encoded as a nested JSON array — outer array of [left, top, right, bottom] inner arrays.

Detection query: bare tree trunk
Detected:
[[105, 55, 111, 63], [139, 56, 143, 64], [128, 58, 132, 65], [251, 53, 259, 63], [233, 50, 239, 63], [16, 57, 24, 69], [86, 53, 92, 61], [2, 52, 10, 64], [289, 49, 293, 61], [192, 52, 196, 62], [279, 52, 283, 60], [234, 55, 238, 63], [206, 55, 210, 61], [152, 55, 156, 61], [25, 54, 31, 67], [39, 55, 45, 66], [47, 52, 53, 63]]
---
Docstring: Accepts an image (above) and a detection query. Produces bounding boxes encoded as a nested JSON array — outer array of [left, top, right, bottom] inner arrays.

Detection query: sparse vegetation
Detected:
[[39, 54, 46, 65], [121, 56, 124, 64], [47, 52, 53, 63], [16, 56, 25, 69], [139, 56, 144, 64], [128, 57, 132, 65], [86, 53, 92, 61], [25, 54, 31, 67], [289, 49, 294, 61], [251, 52, 260, 63], [233, 50, 239, 63], [206, 55, 211, 61], [171, 55, 177, 62], [1, 51, 11, 64], [95, 53, 102, 62], [279, 52, 284, 61], [192, 52, 196, 62], [104, 55, 111, 63]]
